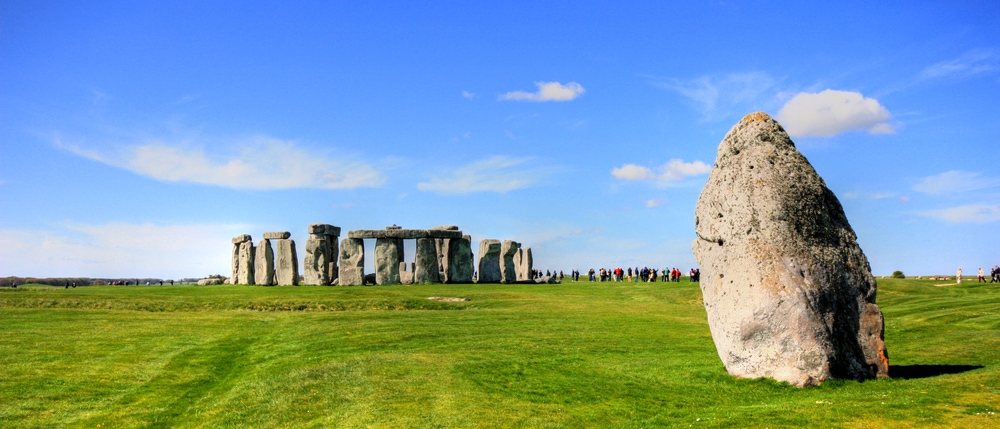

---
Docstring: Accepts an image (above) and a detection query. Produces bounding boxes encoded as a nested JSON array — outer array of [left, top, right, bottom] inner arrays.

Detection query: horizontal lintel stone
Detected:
[[348, 229, 462, 239], [231, 234, 252, 244], [262, 231, 291, 240]]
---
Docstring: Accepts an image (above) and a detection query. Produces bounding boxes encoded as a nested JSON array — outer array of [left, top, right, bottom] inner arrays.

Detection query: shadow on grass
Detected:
[[890, 364, 983, 379]]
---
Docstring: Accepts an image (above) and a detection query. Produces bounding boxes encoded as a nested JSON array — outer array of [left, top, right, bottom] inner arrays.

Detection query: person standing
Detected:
[[956, 267, 963, 284], [979, 267, 986, 283]]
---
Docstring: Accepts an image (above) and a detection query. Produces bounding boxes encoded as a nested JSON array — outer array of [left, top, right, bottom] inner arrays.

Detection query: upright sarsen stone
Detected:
[[339, 238, 364, 286], [692, 112, 888, 387], [448, 235, 474, 283], [304, 234, 329, 285], [477, 239, 502, 283], [275, 238, 299, 286], [230, 234, 251, 284], [414, 237, 440, 283], [255, 238, 275, 286], [375, 238, 403, 285], [515, 247, 533, 281], [500, 240, 520, 284]]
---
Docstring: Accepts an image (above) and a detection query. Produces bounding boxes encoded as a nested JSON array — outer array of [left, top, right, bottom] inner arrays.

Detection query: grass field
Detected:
[[1, 278, 998, 428]]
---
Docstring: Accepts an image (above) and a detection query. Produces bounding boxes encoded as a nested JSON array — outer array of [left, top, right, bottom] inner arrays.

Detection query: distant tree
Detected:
[[891, 270, 905, 279]]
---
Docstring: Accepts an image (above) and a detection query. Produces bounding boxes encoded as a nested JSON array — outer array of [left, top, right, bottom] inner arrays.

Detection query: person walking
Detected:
[[979, 267, 986, 283]]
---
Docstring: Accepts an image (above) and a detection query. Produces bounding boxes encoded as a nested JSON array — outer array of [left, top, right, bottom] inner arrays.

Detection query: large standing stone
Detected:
[[255, 238, 275, 286], [237, 241, 255, 285], [414, 237, 440, 283], [338, 238, 364, 286], [375, 238, 403, 285], [435, 238, 451, 283], [275, 238, 299, 286], [477, 239, 502, 283], [515, 247, 533, 281], [448, 235, 474, 283], [304, 234, 329, 285], [500, 240, 520, 284], [326, 231, 339, 285], [692, 112, 889, 387], [230, 243, 240, 284]]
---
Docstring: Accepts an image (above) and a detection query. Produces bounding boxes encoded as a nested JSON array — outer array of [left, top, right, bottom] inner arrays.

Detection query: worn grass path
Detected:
[[1, 278, 998, 428]]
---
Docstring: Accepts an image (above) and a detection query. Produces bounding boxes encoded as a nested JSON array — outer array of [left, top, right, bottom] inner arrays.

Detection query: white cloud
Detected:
[[462, 90, 476, 99], [921, 204, 1000, 224], [612, 159, 712, 183], [644, 199, 666, 208], [920, 49, 998, 80], [59, 137, 383, 190], [0, 222, 250, 278], [417, 156, 543, 194], [656, 72, 775, 116], [500, 82, 585, 102], [775, 89, 894, 137], [914, 170, 1000, 195]]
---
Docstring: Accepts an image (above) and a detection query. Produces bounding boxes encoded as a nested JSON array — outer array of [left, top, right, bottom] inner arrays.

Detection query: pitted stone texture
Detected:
[[430, 225, 460, 231], [375, 238, 403, 285], [693, 112, 888, 388], [275, 239, 298, 286], [255, 239, 275, 286], [435, 238, 451, 283], [349, 229, 463, 239], [448, 236, 474, 283], [262, 231, 291, 240], [414, 238, 440, 283], [237, 241, 255, 285], [515, 247, 533, 281], [308, 223, 329, 234], [477, 239, 502, 283], [304, 237, 329, 285], [338, 238, 364, 286], [326, 238, 339, 285], [232, 234, 252, 244], [500, 240, 520, 284]]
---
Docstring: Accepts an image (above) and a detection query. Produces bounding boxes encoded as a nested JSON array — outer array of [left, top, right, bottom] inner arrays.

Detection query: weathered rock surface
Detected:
[[275, 239, 298, 286], [338, 238, 364, 286], [514, 247, 533, 281], [304, 235, 329, 285], [500, 240, 520, 284], [364, 273, 377, 285], [692, 112, 889, 387], [414, 237, 440, 283], [230, 242, 241, 284], [237, 241, 255, 285], [435, 238, 452, 283], [231, 234, 251, 244], [448, 235, 474, 283], [349, 229, 463, 239], [262, 231, 291, 240], [477, 239, 502, 283], [255, 239, 275, 286], [198, 278, 225, 285], [375, 238, 403, 285]]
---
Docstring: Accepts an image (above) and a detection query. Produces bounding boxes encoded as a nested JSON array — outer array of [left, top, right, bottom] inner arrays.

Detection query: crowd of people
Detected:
[[980, 265, 1000, 283], [553, 267, 700, 283]]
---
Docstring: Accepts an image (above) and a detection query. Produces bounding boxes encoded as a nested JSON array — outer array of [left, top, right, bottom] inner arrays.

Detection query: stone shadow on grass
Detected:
[[890, 364, 982, 380]]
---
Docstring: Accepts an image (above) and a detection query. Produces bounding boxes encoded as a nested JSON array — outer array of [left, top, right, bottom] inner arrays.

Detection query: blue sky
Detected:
[[1, 1, 998, 279]]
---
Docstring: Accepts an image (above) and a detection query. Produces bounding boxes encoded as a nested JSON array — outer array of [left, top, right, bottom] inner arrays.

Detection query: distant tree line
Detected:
[[0, 276, 217, 286]]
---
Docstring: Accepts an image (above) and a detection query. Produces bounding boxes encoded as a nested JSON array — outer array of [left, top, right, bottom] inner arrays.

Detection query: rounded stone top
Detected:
[[740, 111, 772, 123]]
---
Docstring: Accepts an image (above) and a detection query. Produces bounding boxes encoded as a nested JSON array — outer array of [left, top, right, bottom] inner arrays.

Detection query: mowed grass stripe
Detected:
[[1, 279, 998, 427]]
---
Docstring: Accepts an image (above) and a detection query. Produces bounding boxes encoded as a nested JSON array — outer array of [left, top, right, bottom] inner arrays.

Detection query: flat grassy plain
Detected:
[[1, 278, 998, 428]]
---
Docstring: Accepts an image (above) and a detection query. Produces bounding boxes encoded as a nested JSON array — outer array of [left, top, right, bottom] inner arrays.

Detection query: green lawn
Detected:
[[1, 278, 998, 428]]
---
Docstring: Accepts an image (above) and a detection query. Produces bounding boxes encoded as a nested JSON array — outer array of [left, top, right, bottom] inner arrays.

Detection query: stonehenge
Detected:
[[225, 224, 535, 287]]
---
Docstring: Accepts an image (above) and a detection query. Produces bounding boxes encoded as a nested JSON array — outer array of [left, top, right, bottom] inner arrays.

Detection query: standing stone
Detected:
[[237, 241, 255, 285], [275, 238, 299, 286], [414, 237, 440, 283], [431, 225, 460, 282], [477, 239, 502, 283], [230, 243, 240, 284], [338, 238, 364, 286], [515, 247, 533, 281], [448, 235, 474, 283], [500, 240, 520, 284], [375, 238, 403, 285], [255, 239, 275, 286], [304, 234, 329, 285], [326, 231, 340, 285], [399, 262, 415, 285], [692, 112, 888, 387]]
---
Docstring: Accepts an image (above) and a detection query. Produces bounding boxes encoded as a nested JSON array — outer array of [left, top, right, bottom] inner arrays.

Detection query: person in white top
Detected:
[[956, 267, 963, 284], [978, 267, 986, 283]]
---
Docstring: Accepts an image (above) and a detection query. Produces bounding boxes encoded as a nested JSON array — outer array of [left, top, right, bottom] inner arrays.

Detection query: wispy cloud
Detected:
[[775, 89, 894, 137], [644, 198, 666, 208], [919, 48, 998, 80], [57, 137, 383, 190], [655, 72, 775, 118], [842, 191, 897, 200], [500, 82, 585, 102], [417, 156, 544, 194], [612, 159, 711, 183], [921, 204, 1000, 224], [0, 222, 251, 278], [913, 171, 1000, 195], [462, 90, 476, 99]]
